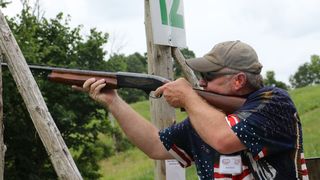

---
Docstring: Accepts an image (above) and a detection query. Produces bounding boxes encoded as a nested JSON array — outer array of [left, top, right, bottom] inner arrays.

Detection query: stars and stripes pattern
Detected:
[[299, 153, 309, 179], [159, 86, 309, 179], [168, 144, 193, 168], [226, 115, 240, 127], [254, 147, 267, 161]]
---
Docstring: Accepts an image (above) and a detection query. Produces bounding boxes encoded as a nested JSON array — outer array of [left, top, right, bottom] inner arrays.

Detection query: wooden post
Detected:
[[306, 157, 320, 180], [0, 56, 4, 180], [0, 10, 82, 179], [144, 1, 176, 179]]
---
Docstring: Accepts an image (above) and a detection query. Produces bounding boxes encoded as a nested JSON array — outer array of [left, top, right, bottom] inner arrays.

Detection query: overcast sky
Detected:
[[3, 0, 320, 84]]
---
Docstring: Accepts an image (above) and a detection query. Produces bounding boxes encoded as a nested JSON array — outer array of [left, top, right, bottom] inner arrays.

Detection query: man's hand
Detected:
[[154, 78, 196, 108], [72, 78, 118, 107]]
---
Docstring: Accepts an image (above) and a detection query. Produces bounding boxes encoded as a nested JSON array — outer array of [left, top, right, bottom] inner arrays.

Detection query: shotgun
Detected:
[[1, 63, 245, 114]]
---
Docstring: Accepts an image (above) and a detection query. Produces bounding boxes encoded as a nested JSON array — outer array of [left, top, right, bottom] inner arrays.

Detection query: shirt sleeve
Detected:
[[229, 89, 298, 161], [159, 119, 194, 167]]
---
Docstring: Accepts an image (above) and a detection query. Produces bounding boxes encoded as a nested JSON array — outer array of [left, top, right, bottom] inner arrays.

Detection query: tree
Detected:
[[290, 55, 320, 88], [3, 4, 129, 179], [126, 52, 148, 73], [263, 71, 288, 90], [0, 0, 10, 8], [105, 52, 148, 103], [105, 54, 128, 72]]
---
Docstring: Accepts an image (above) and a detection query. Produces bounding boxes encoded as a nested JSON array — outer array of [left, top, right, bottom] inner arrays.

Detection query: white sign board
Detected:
[[165, 159, 186, 180], [150, 0, 187, 47]]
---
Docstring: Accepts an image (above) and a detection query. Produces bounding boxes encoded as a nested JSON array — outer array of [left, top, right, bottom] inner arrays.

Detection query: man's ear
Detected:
[[233, 73, 247, 90]]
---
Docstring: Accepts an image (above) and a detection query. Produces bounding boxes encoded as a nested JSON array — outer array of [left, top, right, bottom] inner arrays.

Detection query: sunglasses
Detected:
[[200, 71, 239, 82]]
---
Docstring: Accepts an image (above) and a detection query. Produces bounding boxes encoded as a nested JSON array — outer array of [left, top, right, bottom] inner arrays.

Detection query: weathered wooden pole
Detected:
[[172, 47, 200, 88], [144, 0, 176, 179], [0, 10, 82, 179], [306, 158, 320, 180], [0, 56, 4, 180]]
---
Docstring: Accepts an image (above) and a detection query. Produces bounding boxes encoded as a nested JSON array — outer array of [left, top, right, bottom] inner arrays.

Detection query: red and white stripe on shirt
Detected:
[[226, 114, 241, 127]]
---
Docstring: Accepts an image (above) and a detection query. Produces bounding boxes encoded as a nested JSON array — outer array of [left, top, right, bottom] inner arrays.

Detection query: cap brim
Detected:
[[186, 57, 223, 72]]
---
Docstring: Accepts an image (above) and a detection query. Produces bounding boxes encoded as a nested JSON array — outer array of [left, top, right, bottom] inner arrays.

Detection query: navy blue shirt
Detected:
[[159, 86, 308, 179]]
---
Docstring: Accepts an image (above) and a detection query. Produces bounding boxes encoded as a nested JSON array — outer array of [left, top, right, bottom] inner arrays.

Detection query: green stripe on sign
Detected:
[[159, 0, 185, 29], [160, 0, 168, 25], [170, 0, 184, 29]]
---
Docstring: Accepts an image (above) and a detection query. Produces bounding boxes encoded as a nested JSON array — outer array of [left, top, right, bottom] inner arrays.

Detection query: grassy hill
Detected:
[[99, 85, 320, 179], [290, 85, 320, 157]]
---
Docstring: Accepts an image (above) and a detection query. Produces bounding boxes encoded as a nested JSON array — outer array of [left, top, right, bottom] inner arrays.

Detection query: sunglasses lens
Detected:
[[199, 73, 206, 80], [199, 71, 238, 82], [200, 72, 213, 81]]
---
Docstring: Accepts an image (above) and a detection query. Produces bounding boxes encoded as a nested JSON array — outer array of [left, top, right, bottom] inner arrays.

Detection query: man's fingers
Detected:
[[72, 77, 97, 92], [71, 85, 85, 92], [83, 78, 97, 90], [154, 85, 166, 97], [95, 83, 107, 93], [90, 79, 106, 93]]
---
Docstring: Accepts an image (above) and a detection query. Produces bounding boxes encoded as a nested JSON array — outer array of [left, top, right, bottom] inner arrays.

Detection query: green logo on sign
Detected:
[[159, 0, 184, 29]]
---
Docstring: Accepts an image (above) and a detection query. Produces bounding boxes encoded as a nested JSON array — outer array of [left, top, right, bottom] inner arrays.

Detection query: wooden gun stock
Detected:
[[48, 70, 118, 89], [1, 63, 246, 113], [194, 89, 245, 114]]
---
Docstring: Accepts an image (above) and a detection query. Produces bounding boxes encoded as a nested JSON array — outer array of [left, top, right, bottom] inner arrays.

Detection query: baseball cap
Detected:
[[186, 40, 263, 74]]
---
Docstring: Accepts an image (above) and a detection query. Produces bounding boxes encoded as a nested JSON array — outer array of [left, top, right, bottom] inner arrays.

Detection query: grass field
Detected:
[[99, 85, 320, 179], [290, 85, 320, 158]]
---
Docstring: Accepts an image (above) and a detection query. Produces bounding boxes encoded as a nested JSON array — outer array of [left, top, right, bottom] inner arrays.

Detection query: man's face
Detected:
[[199, 70, 238, 95]]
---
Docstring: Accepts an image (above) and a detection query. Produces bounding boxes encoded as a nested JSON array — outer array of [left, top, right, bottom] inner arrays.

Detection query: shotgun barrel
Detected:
[[1, 62, 246, 113]]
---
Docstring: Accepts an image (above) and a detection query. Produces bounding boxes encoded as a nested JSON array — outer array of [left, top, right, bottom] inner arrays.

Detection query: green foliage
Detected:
[[263, 70, 288, 90], [290, 55, 320, 88], [105, 53, 148, 103], [126, 52, 148, 73], [105, 54, 128, 72], [3, 5, 122, 179], [3, 72, 57, 179], [0, 0, 10, 8]]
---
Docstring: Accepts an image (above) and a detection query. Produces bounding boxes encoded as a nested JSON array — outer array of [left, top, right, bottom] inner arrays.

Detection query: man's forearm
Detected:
[[184, 92, 246, 154], [107, 96, 172, 159]]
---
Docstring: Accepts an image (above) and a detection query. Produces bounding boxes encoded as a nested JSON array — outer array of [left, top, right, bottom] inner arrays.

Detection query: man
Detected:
[[74, 40, 308, 179]]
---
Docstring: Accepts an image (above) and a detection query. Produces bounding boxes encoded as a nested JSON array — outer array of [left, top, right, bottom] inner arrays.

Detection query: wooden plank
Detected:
[[144, 1, 176, 179], [0, 56, 4, 180], [306, 157, 320, 180], [0, 10, 82, 179], [172, 47, 200, 88]]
